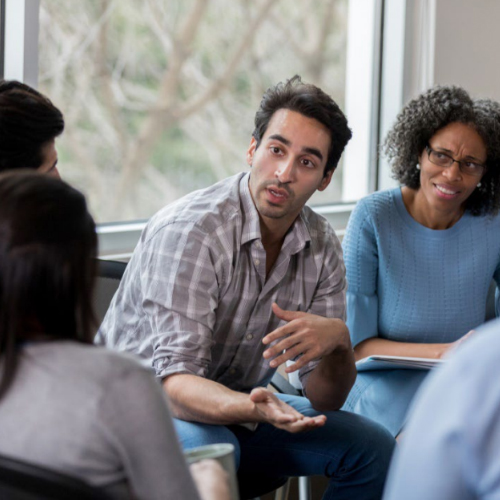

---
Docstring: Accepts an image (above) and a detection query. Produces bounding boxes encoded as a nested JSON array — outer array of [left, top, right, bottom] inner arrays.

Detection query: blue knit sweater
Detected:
[[342, 188, 500, 435]]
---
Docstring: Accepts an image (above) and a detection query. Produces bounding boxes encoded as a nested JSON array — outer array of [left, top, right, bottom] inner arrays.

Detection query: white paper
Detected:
[[355, 355, 445, 372]]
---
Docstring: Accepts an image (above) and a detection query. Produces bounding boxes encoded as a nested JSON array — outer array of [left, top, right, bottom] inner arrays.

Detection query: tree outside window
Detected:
[[38, 0, 348, 222]]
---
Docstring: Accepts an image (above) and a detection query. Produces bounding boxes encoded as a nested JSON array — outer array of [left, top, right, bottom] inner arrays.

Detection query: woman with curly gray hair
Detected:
[[341, 85, 500, 437]]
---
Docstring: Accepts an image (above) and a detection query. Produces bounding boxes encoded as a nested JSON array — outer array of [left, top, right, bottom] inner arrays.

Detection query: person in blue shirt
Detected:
[[341, 85, 500, 437], [383, 317, 500, 500]]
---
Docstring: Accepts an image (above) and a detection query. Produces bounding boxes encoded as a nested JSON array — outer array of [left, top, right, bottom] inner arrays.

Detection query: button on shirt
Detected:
[[97, 172, 346, 393]]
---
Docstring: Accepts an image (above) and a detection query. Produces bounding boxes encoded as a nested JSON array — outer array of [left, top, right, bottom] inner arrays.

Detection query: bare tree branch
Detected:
[[308, 0, 338, 80], [144, 0, 175, 53], [38, 0, 348, 221], [96, 0, 128, 149], [115, 0, 281, 203], [174, 0, 280, 120], [115, 0, 210, 202]]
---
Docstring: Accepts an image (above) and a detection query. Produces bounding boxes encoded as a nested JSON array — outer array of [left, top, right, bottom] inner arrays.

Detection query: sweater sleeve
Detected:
[[342, 199, 379, 347], [98, 365, 201, 500]]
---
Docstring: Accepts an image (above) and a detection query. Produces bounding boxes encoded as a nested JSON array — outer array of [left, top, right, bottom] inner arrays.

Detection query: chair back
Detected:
[[269, 371, 301, 396], [0, 454, 112, 500], [93, 259, 128, 327]]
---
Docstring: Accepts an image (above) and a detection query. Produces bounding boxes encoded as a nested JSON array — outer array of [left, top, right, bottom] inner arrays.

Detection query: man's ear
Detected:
[[318, 169, 334, 191], [247, 137, 257, 167]]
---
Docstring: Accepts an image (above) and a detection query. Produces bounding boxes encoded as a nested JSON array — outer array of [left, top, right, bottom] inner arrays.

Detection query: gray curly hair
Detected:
[[384, 85, 500, 216]]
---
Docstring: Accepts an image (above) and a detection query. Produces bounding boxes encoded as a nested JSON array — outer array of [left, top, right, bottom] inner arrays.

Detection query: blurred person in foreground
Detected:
[[342, 85, 500, 437], [98, 75, 395, 500], [383, 317, 500, 499], [0, 79, 63, 176], [0, 170, 229, 500]]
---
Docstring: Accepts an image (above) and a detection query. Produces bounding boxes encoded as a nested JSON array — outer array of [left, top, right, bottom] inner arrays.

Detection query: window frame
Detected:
[[3, 0, 39, 86], [0, 0, 5, 78]]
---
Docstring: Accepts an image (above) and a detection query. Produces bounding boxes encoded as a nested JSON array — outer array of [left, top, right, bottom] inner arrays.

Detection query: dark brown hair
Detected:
[[0, 171, 97, 399], [0, 80, 64, 171], [253, 75, 352, 175]]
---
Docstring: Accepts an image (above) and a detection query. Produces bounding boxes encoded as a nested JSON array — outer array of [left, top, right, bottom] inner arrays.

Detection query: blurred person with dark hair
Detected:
[[342, 85, 500, 438], [0, 170, 229, 500], [99, 76, 395, 500], [0, 80, 63, 176]]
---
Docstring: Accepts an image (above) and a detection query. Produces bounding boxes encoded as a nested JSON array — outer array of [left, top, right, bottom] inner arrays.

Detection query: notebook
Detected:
[[355, 355, 445, 372]]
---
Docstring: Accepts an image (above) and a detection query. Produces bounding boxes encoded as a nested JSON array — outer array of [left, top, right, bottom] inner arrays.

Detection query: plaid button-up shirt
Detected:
[[98, 172, 346, 392]]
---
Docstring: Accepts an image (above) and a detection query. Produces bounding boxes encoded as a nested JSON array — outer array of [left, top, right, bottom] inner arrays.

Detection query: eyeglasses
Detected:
[[426, 145, 486, 177]]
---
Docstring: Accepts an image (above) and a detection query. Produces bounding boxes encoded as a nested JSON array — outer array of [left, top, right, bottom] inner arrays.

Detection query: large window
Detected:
[[36, 0, 350, 222]]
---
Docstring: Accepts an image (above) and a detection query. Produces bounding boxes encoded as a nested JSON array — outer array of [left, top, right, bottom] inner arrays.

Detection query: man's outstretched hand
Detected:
[[262, 303, 351, 374], [250, 387, 326, 433]]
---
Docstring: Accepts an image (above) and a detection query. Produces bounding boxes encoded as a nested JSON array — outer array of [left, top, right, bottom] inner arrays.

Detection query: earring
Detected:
[[416, 163, 421, 170], [477, 182, 482, 188]]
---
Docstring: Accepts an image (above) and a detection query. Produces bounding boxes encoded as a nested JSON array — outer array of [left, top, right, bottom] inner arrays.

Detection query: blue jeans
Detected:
[[174, 394, 395, 500]]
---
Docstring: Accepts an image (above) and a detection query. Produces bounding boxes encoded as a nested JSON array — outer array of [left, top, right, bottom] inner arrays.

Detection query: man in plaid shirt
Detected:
[[99, 76, 395, 499]]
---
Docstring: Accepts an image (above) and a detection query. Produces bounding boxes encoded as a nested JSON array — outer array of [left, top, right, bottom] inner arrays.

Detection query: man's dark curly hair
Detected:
[[253, 75, 352, 176], [384, 85, 500, 216]]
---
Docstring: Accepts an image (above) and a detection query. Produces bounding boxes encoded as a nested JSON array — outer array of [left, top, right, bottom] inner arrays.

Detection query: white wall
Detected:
[[433, 0, 500, 101], [400, 0, 500, 102]]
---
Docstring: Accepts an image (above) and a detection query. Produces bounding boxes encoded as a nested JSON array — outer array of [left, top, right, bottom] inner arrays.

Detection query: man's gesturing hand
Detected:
[[262, 303, 351, 373], [250, 387, 326, 432]]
